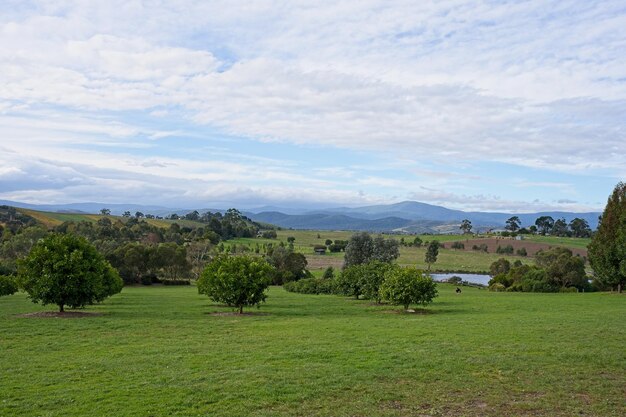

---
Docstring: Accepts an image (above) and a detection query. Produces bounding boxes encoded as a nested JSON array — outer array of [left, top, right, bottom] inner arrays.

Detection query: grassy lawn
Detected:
[[1, 286, 624, 417]]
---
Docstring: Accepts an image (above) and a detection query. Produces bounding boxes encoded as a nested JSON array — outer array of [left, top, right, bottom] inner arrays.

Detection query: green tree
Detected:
[[569, 218, 592, 238], [588, 182, 626, 292], [534, 216, 554, 235], [344, 232, 374, 267], [413, 236, 423, 247], [336, 265, 365, 299], [551, 218, 569, 237], [372, 236, 400, 263], [380, 267, 438, 310], [0, 275, 17, 297], [460, 219, 472, 234], [489, 258, 511, 276], [197, 255, 274, 314], [425, 240, 440, 271], [100, 208, 111, 216], [505, 216, 521, 232], [17, 234, 123, 312], [322, 266, 335, 280], [360, 261, 396, 303]]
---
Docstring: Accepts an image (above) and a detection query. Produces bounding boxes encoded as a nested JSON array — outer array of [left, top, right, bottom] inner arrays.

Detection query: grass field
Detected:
[[1, 286, 624, 417]]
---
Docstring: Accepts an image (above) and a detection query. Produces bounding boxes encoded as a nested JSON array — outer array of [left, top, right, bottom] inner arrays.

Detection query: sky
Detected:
[[0, 1, 624, 212]]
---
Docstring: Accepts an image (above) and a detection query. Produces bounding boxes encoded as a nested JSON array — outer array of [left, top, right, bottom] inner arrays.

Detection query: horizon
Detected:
[[1, 2, 625, 212]]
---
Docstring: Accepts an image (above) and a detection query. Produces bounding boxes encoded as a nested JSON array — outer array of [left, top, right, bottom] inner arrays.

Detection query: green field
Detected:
[[1, 286, 624, 417]]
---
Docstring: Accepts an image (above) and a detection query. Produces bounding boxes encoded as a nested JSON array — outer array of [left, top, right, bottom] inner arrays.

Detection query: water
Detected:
[[430, 273, 491, 286]]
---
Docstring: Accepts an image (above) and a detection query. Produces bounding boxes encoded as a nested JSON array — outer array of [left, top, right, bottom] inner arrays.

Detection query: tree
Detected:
[[287, 236, 296, 244], [534, 216, 554, 235], [322, 266, 335, 280], [100, 208, 111, 216], [425, 240, 440, 271], [569, 218, 592, 238], [413, 236, 423, 247], [197, 254, 274, 314], [344, 233, 399, 268], [536, 247, 587, 290], [505, 216, 521, 232], [265, 246, 309, 285], [17, 234, 123, 312], [360, 261, 396, 303], [122, 211, 131, 217], [372, 236, 400, 263], [0, 275, 17, 297], [336, 265, 365, 299], [460, 219, 472, 234], [344, 232, 374, 268], [551, 218, 569, 237], [489, 258, 511, 276], [380, 267, 438, 310], [588, 182, 626, 292], [135, 211, 144, 219]]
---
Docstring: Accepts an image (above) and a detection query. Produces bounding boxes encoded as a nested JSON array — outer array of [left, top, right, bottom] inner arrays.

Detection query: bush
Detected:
[[17, 233, 123, 312], [261, 230, 277, 239], [0, 275, 18, 297], [489, 282, 506, 292], [496, 244, 514, 254], [450, 242, 465, 250], [197, 254, 274, 314], [516, 247, 528, 256], [379, 267, 438, 310], [322, 266, 335, 280], [162, 279, 191, 286], [283, 278, 335, 295], [447, 276, 463, 285], [472, 244, 488, 252], [360, 261, 397, 303], [489, 258, 511, 276]]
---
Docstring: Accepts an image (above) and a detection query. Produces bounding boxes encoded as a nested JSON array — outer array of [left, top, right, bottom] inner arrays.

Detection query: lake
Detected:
[[430, 273, 491, 286]]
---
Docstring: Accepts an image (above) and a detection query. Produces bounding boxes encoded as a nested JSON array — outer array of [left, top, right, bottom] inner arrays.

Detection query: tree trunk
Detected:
[[619, 283, 623, 293], [59, 304, 64, 313], [239, 305, 243, 314]]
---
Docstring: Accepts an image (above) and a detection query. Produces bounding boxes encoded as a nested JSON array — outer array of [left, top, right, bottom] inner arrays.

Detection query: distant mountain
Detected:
[[0, 199, 601, 233], [247, 201, 601, 232]]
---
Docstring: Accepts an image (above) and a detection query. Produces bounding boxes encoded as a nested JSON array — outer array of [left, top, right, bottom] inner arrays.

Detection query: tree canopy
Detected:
[[17, 233, 123, 312], [588, 182, 626, 292], [197, 254, 274, 313]]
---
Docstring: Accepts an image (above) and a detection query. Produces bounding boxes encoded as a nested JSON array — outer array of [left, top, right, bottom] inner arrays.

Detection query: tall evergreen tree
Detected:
[[588, 182, 626, 292]]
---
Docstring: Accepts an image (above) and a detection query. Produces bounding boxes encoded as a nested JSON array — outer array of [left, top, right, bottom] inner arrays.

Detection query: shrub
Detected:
[[447, 276, 463, 285], [516, 247, 528, 256], [496, 244, 514, 254], [379, 267, 438, 310], [489, 258, 511, 276], [17, 233, 123, 312], [450, 242, 465, 250], [0, 275, 18, 297], [283, 278, 335, 295], [261, 230, 277, 239], [162, 279, 191, 286], [472, 244, 488, 252], [322, 266, 335, 280], [336, 265, 365, 298], [489, 282, 506, 292], [360, 261, 397, 303], [197, 254, 274, 314]]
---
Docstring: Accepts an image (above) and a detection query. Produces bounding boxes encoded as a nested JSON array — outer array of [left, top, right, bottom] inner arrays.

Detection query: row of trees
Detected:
[[459, 216, 593, 237], [488, 248, 588, 292]]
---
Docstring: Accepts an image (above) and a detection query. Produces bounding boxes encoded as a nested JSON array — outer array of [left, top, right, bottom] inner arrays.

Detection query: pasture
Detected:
[[1, 285, 624, 417]]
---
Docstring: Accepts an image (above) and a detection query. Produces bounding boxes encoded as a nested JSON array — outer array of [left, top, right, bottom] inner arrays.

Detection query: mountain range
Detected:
[[0, 199, 601, 234]]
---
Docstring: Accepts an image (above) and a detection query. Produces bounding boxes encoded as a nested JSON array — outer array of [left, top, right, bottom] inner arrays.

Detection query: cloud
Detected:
[[0, 1, 623, 210]]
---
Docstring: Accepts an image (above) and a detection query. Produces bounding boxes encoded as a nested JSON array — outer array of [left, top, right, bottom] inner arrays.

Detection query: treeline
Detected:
[[488, 247, 591, 292], [0, 207, 265, 285]]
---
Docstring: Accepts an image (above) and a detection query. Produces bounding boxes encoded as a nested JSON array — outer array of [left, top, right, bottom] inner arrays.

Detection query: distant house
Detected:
[[515, 235, 524, 240]]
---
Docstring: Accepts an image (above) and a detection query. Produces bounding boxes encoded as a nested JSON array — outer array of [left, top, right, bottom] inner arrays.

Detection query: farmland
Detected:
[[1, 285, 624, 417]]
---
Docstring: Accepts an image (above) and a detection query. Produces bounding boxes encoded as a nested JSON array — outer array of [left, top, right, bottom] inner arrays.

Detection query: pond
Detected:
[[430, 273, 491, 286]]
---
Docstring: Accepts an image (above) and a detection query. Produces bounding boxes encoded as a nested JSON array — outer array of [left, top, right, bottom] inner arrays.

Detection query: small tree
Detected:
[[322, 266, 335, 280], [505, 216, 521, 232], [17, 234, 123, 312], [197, 255, 274, 313], [100, 208, 111, 216], [0, 275, 18, 297], [344, 232, 374, 268], [460, 219, 472, 234], [336, 265, 365, 299], [380, 267, 438, 310], [425, 240, 440, 271], [360, 261, 397, 303]]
